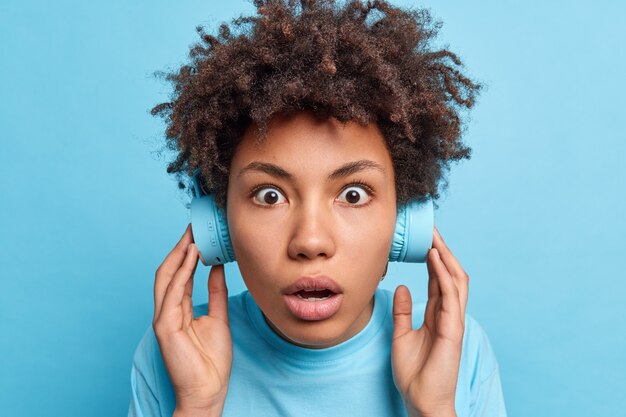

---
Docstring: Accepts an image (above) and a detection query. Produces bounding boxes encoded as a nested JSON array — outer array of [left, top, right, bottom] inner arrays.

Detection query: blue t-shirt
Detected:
[[128, 288, 507, 416]]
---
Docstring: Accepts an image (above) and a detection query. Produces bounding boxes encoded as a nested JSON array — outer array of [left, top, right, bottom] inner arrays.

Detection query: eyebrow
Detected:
[[237, 159, 386, 181]]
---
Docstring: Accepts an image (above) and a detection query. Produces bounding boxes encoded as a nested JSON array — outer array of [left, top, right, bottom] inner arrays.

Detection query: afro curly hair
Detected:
[[151, 0, 483, 210]]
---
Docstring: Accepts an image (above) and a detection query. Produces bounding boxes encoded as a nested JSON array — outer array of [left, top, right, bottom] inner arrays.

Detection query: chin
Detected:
[[279, 318, 348, 348]]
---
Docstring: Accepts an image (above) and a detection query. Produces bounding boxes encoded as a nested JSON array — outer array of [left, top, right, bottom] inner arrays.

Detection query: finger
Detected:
[[392, 285, 413, 339], [428, 248, 461, 323], [158, 224, 194, 276], [427, 248, 465, 360], [154, 224, 193, 321], [433, 227, 469, 323], [432, 226, 468, 282], [424, 248, 442, 331], [457, 276, 468, 326], [182, 254, 198, 329], [207, 264, 229, 324], [426, 248, 442, 299], [157, 243, 200, 332]]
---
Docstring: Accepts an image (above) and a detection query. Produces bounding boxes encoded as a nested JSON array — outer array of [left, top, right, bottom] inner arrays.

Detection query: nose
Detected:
[[287, 202, 336, 261]]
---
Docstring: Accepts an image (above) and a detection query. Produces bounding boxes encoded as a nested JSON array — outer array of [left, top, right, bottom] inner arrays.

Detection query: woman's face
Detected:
[[226, 111, 397, 348]]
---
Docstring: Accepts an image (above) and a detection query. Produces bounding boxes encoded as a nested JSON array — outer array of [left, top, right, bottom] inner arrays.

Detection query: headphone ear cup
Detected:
[[389, 198, 434, 263], [189, 171, 235, 266]]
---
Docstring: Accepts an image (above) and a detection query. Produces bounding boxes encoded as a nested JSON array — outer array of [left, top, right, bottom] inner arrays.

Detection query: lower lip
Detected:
[[283, 293, 343, 321]]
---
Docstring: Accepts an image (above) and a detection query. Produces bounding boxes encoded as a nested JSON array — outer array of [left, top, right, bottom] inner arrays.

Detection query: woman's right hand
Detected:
[[152, 224, 232, 415]]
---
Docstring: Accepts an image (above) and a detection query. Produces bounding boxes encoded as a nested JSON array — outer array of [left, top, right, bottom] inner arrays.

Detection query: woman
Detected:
[[129, 1, 506, 416]]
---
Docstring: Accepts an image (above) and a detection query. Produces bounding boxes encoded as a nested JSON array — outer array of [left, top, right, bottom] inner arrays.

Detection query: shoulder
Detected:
[[131, 322, 158, 375]]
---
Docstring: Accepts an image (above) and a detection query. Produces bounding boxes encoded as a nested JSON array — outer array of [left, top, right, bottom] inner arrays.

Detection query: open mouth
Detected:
[[294, 289, 334, 301], [282, 276, 344, 320]]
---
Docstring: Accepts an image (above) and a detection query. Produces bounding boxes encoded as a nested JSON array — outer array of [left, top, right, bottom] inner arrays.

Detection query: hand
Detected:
[[391, 226, 469, 417], [152, 224, 233, 414]]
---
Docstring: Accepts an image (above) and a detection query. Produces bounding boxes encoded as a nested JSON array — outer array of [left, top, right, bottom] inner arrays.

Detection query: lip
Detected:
[[283, 293, 343, 321], [281, 276, 344, 321], [282, 275, 344, 295]]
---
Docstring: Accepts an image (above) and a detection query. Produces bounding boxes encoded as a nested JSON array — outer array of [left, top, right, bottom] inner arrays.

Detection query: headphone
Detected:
[[190, 169, 434, 266]]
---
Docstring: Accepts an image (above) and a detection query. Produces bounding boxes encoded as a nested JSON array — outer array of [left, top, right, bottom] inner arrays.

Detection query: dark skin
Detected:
[[149, 1, 480, 411], [392, 226, 469, 417], [152, 225, 468, 417]]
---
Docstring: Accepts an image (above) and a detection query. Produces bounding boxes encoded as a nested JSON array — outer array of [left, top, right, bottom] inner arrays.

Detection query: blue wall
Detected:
[[1, 0, 624, 415]]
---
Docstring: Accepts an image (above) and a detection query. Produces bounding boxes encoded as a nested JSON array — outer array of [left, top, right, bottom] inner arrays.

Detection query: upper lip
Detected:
[[282, 275, 344, 295]]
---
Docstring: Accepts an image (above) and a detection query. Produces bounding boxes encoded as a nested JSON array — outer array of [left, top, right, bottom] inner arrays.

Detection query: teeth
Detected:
[[296, 293, 331, 301]]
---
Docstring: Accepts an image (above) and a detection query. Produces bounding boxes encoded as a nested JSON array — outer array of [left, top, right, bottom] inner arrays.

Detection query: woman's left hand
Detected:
[[391, 226, 469, 417]]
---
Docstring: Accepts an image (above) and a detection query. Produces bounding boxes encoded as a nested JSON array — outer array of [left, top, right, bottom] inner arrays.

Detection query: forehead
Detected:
[[231, 111, 393, 173]]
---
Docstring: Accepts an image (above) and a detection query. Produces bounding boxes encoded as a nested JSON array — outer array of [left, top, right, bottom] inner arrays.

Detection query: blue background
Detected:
[[1, 0, 624, 415]]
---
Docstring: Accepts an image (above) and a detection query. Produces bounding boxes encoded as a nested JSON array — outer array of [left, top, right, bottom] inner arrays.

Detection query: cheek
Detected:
[[337, 205, 396, 256], [229, 217, 282, 281], [344, 213, 395, 291]]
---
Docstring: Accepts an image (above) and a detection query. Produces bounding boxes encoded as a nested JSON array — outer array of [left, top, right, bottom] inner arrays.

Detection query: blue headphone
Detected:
[[190, 169, 434, 266]]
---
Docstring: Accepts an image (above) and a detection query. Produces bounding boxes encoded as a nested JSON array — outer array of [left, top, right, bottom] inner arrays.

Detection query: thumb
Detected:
[[393, 285, 413, 339], [207, 264, 229, 324]]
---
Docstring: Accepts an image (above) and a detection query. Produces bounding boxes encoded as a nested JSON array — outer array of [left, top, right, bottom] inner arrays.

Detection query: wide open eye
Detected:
[[253, 187, 287, 206], [337, 185, 371, 206]]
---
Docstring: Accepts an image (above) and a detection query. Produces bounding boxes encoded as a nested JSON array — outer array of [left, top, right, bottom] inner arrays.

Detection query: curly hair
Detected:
[[151, 0, 483, 210]]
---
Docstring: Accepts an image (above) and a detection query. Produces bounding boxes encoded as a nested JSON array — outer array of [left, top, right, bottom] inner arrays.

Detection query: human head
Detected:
[[151, 0, 482, 346], [226, 110, 396, 347], [151, 0, 482, 211]]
